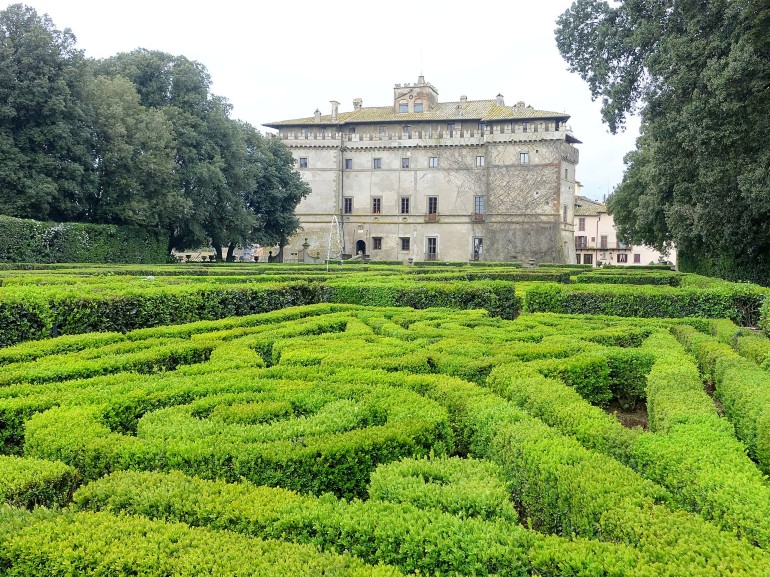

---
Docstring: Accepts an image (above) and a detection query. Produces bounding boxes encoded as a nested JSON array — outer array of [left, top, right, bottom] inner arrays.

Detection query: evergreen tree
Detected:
[[556, 0, 770, 283]]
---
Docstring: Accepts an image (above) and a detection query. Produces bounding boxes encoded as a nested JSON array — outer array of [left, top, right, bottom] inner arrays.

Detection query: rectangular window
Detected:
[[343, 197, 353, 214], [402, 157, 410, 169], [520, 152, 529, 164], [428, 196, 438, 215], [400, 197, 410, 214], [578, 217, 586, 231], [428, 157, 438, 168], [399, 102, 408, 113], [447, 122, 455, 135], [348, 126, 356, 134], [600, 235, 608, 249], [403, 125, 411, 134], [414, 102, 424, 112], [426, 237, 438, 260], [472, 237, 483, 261], [565, 168, 569, 179], [617, 253, 628, 263], [379, 125, 386, 135], [522, 122, 529, 133], [372, 197, 381, 214], [344, 158, 353, 170], [474, 195, 485, 215], [475, 156, 485, 167], [301, 128, 308, 137], [576, 254, 582, 264], [373, 237, 382, 250], [373, 158, 382, 169], [634, 253, 641, 264], [563, 205, 568, 222], [299, 157, 308, 169], [555, 121, 560, 131], [583, 253, 593, 265], [576, 236, 587, 249], [400, 236, 410, 251]]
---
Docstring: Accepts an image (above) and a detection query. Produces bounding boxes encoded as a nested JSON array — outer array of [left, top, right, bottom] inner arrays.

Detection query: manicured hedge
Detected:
[[525, 282, 766, 326], [368, 456, 516, 521], [574, 272, 682, 286], [0, 507, 403, 577], [0, 215, 169, 264], [24, 384, 452, 499], [0, 455, 78, 508]]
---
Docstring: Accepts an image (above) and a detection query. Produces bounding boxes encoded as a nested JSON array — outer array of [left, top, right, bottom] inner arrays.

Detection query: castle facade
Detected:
[[264, 76, 580, 263]]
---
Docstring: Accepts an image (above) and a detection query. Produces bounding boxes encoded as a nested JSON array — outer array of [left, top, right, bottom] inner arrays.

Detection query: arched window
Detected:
[[414, 100, 424, 112], [399, 101, 408, 113]]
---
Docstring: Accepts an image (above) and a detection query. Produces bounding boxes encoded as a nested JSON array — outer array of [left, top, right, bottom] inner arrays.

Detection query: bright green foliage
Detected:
[[368, 456, 517, 521], [0, 508, 404, 577], [0, 455, 77, 508], [1, 302, 769, 574], [525, 282, 766, 325]]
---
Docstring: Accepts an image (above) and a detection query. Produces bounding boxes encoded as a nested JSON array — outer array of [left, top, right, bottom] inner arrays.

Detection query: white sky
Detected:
[[7, 0, 640, 201]]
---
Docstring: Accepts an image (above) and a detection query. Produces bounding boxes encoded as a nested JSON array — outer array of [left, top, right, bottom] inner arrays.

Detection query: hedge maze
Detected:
[[2, 264, 770, 575]]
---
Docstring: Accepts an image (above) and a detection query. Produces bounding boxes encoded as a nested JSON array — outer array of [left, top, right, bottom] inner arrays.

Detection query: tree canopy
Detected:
[[0, 4, 309, 260], [556, 0, 770, 283]]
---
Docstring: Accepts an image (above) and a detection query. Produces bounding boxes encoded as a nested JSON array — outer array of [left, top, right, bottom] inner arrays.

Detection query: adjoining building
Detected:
[[573, 193, 676, 267], [263, 76, 581, 263]]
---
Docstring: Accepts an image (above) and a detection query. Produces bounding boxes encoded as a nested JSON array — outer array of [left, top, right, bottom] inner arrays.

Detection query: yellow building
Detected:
[[264, 76, 581, 263]]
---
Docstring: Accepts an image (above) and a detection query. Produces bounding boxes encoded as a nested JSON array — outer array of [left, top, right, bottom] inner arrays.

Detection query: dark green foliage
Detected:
[[557, 0, 770, 284], [0, 215, 168, 264], [0, 4, 94, 222]]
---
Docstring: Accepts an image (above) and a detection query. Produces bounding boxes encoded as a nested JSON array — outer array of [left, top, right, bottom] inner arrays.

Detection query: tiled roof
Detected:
[[264, 99, 570, 127], [574, 195, 606, 216]]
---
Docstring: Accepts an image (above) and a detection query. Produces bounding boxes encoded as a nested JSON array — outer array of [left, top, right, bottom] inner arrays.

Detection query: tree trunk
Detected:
[[213, 245, 223, 262], [226, 242, 237, 262]]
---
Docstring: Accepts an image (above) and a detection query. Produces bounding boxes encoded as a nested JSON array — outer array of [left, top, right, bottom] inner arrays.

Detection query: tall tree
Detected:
[[82, 75, 186, 227], [96, 48, 309, 259], [556, 0, 770, 283], [0, 3, 94, 221]]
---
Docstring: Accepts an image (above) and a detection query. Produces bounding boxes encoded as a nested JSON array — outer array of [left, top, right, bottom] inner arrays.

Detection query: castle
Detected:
[[264, 76, 580, 263]]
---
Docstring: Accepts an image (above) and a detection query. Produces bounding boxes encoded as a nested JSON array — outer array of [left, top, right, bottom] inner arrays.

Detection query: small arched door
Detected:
[[355, 240, 366, 255]]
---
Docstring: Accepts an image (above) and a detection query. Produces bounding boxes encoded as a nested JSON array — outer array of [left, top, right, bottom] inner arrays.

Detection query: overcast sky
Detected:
[[7, 0, 640, 201]]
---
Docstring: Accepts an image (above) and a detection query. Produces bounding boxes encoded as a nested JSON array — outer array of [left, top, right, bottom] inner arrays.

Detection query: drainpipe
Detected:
[[339, 129, 346, 254], [595, 212, 600, 267]]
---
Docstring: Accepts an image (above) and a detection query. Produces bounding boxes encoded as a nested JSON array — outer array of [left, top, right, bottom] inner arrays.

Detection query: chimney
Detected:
[[417, 75, 425, 85], [330, 100, 340, 123], [496, 93, 505, 106], [460, 95, 468, 102], [314, 109, 321, 123], [353, 98, 362, 110]]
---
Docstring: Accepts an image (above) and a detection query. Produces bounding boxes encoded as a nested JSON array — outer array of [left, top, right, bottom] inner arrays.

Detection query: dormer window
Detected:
[[414, 100, 424, 113], [399, 101, 408, 113]]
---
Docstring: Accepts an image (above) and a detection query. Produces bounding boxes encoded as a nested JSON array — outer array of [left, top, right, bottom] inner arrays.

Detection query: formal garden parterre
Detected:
[[2, 263, 770, 575]]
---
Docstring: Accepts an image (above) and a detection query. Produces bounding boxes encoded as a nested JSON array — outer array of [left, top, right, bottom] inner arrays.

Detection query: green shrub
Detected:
[[368, 456, 516, 521], [0, 508, 403, 577], [0, 455, 78, 508], [0, 215, 168, 264]]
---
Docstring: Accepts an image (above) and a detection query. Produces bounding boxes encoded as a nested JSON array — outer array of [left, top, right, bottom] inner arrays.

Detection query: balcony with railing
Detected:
[[424, 212, 439, 222]]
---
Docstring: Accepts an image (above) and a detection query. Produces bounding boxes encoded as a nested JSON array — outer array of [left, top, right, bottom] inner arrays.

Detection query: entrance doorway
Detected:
[[355, 240, 366, 255]]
